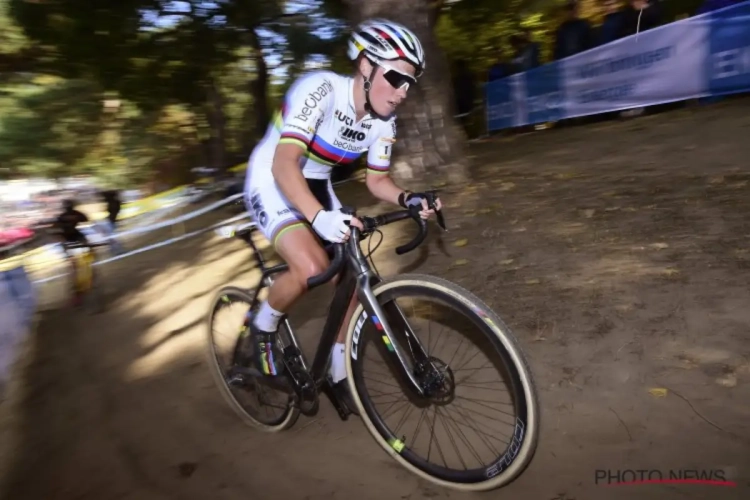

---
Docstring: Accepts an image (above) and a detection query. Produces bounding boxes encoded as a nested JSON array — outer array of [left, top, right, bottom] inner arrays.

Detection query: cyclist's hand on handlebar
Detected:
[[310, 209, 363, 243], [399, 191, 443, 220]]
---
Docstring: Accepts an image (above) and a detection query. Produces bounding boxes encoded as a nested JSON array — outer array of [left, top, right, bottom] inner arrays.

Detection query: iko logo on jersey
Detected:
[[249, 192, 268, 228], [339, 127, 366, 142], [294, 79, 334, 122]]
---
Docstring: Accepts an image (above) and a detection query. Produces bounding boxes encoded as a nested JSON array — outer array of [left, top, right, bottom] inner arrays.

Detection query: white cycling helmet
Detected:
[[348, 19, 425, 76]]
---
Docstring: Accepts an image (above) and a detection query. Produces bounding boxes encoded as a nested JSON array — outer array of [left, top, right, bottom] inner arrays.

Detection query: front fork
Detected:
[[354, 272, 432, 397]]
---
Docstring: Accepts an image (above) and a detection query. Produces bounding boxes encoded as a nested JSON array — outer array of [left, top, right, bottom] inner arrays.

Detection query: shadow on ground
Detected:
[[3, 97, 750, 500]]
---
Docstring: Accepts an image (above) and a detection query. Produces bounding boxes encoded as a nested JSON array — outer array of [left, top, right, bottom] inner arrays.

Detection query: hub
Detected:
[[415, 357, 455, 404]]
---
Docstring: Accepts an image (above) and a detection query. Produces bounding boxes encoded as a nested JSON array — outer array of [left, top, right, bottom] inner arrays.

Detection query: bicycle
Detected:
[[206, 191, 540, 492], [61, 240, 108, 314]]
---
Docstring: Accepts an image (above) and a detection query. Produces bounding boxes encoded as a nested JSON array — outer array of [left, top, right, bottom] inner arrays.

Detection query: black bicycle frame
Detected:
[[240, 226, 432, 396]]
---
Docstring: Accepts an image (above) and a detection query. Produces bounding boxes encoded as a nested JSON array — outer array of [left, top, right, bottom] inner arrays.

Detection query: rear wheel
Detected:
[[206, 286, 299, 432], [344, 274, 539, 492]]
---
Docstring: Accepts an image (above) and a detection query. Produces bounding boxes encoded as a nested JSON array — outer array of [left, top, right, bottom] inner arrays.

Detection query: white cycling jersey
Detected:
[[249, 70, 396, 180], [244, 70, 397, 244]]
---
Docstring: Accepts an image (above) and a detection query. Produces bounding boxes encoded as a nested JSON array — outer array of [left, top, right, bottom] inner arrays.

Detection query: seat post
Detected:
[[241, 230, 267, 271]]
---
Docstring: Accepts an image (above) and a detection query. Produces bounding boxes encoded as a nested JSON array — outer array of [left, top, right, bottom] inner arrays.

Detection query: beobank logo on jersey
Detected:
[[333, 138, 365, 152], [294, 79, 333, 122]]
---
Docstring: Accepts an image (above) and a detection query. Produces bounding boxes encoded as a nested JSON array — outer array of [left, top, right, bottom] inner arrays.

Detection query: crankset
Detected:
[[283, 346, 319, 416]]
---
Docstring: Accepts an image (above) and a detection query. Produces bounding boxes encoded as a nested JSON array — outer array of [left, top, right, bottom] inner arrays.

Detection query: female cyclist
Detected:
[[243, 18, 443, 412]]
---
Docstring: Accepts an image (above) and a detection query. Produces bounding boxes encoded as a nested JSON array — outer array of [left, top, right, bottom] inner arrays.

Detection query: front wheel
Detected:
[[344, 274, 539, 492]]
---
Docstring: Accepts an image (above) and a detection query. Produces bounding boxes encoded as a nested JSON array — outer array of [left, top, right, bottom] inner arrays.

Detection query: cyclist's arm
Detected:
[[365, 118, 407, 206], [271, 73, 334, 221], [273, 145, 325, 221]]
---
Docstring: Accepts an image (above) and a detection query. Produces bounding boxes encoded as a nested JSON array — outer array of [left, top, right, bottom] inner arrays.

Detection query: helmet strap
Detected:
[[363, 64, 389, 121]]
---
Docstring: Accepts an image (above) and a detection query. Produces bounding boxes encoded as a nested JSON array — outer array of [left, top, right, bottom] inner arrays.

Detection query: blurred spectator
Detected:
[[452, 59, 476, 130], [597, 0, 625, 45], [618, 0, 663, 38], [554, 0, 595, 60], [101, 190, 124, 255], [487, 48, 512, 82], [510, 30, 541, 73], [696, 0, 744, 15], [102, 190, 122, 232]]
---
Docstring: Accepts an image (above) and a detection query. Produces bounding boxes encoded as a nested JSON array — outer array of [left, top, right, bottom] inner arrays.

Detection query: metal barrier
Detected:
[[1, 189, 252, 400], [0, 265, 36, 399], [30, 192, 247, 285]]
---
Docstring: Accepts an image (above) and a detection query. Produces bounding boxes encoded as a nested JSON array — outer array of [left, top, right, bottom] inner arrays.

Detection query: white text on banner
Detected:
[[562, 19, 711, 118]]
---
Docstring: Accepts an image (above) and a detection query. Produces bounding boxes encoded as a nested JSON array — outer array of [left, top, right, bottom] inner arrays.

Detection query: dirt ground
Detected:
[[2, 97, 750, 500]]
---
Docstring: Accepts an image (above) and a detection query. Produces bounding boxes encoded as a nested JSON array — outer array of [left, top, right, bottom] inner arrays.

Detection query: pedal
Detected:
[[226, 373, 246, 387], [228, 366, 294, 394]]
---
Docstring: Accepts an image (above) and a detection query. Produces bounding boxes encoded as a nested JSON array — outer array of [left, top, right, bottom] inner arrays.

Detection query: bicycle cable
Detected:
[[364, 229, 384, 276]]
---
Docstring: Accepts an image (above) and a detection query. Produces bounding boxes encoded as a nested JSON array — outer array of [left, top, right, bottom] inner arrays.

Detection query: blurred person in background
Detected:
[[53, 199, 89, 246], [618, 0, 663, 38], [597, 0, 625, 46], [509, 30, 541, 73], [487, 47, 513, 82], [554, 0, 595, 60], [452, 59, 476, 133], [100, 190, 124, 255]]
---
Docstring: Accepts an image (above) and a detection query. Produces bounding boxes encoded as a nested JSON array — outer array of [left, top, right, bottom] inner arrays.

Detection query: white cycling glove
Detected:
[[310, 209, 352, 243]]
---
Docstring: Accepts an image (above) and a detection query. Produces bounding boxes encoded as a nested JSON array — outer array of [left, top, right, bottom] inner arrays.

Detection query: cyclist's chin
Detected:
[[372, 100, 398, 117]]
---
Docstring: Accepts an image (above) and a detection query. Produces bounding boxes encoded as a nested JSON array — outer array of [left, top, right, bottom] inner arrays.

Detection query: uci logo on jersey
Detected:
[[340, 127, 366, 142], [294, 79, 333, 122], [335, 109, 354, 126]]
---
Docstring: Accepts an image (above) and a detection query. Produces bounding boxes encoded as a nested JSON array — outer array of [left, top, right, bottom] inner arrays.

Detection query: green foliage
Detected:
[[0, 0, 713, 185], [0, 77, 104, 177]]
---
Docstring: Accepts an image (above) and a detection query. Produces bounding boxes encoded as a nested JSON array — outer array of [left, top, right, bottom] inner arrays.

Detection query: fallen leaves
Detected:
[[661, 267, 680, 277], [715, 374, 737, 388], [648, 388, 668, 398], [580, 209, 596, 218], [649, 242, 669, 250]]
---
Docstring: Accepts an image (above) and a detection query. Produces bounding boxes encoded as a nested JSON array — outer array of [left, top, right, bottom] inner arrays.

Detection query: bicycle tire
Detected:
[[344, 274, 540, 492], [205, 286, 300, 432]]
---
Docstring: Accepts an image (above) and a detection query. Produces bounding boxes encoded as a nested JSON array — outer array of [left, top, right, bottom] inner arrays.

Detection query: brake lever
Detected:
[[425, 190, 447, 231]]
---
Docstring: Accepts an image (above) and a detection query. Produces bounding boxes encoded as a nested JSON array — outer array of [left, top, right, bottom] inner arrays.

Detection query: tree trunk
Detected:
[[247, 29, 270, 150], [345, 0, 469, 186]]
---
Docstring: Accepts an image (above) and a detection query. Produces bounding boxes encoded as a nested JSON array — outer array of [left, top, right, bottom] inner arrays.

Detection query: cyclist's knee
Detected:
[[301, 257, 329, 283], [283, 251, 328, 291], [276, 230, 329, 290]]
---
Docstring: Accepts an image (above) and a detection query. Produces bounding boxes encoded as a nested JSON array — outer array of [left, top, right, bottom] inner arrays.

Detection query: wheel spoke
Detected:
[[351, 279, 538, 488], [207, 287, 297, 431]]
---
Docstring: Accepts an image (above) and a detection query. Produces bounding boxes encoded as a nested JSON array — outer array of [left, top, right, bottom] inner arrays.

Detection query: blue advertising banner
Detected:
[[485, 1, 750, 130]]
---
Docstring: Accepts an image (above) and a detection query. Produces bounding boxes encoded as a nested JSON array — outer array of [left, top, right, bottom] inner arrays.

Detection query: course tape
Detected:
[[29, 202, 251, 285], [0, 185, 192, 269], [0, 188, 231, 273]]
